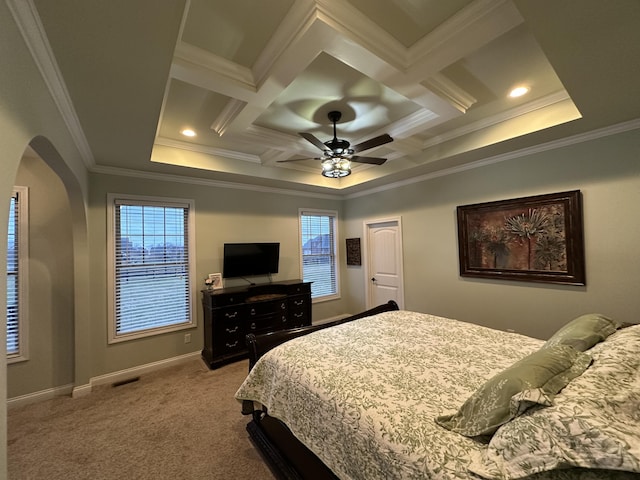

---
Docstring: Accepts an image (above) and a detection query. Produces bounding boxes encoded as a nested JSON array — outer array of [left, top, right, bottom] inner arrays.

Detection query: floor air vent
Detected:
[[112, 377, 140, 387]]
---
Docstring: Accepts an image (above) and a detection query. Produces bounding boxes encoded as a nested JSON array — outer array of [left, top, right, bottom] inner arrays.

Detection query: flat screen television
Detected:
[[222, 242, 280, 278]]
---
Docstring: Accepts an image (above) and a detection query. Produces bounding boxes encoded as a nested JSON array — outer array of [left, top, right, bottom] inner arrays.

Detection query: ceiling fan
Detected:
[[277, 111, 393, 177]]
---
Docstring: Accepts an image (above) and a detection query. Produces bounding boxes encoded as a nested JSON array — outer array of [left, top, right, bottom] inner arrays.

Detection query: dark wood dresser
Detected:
[[201, 279, 312, 369]]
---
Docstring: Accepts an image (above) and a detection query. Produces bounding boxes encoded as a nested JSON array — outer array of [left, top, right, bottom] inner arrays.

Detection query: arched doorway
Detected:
[[6, 137, 91, 401]]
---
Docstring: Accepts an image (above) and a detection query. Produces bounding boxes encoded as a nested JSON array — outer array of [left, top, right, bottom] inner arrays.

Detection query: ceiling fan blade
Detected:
[[277, 157, 322, 163], [351, 133, 393, 153], [299, 132, 328, 152], [350, 156, 387, 165]]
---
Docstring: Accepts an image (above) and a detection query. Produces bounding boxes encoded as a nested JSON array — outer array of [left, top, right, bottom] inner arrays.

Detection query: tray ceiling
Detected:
[[24, 0, 640, 195]]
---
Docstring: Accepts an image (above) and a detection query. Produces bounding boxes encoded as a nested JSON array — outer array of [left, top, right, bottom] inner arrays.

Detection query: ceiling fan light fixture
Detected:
[[321, 158, 351, 178], [278, 110, 392, 172]]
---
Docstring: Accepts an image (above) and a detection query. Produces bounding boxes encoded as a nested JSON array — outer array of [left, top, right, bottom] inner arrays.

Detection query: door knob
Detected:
[[371, 277, 376, 282]]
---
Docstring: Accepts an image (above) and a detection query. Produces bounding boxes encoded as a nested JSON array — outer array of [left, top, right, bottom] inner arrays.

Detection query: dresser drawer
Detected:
[[213, 330, 245, 354], [247, 314, 280, 334], [286, 283, 311, 295], [288, 294, 310, 328], [288, 295, 308, 310], [206, 291, 246, 308], [213, 306, 246, 353], [216, 305, 246, 323], [247, 299, 287, 318]]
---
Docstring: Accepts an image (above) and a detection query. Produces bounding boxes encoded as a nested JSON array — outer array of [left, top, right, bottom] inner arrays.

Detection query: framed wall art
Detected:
[[456, 190, 585, 285], [346, 238, 361, 266]]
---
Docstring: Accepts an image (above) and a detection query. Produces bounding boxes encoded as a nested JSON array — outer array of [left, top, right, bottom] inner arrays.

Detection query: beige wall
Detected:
[[344, 128, 640, 340], [1, 2, 91, 476], [1, 2, 639, 476], [7, 156, 75, 398], [87, 172, 347, 376], [4, 102, 640, 398]]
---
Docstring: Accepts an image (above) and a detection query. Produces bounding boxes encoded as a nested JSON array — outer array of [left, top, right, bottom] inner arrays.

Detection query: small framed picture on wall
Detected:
[[346, 238, 361, 266]]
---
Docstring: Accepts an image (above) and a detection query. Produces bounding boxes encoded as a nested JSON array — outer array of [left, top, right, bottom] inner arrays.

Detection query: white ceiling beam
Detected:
[[171, 43, 257, 100]]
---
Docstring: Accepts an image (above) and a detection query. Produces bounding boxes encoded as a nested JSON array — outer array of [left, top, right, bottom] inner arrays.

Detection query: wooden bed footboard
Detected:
[[242, 300, 399, 479], [245, 300, 399, 371]]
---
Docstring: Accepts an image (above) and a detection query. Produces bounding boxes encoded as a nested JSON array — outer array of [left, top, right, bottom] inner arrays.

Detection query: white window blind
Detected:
[[109, 196, 194, 342], [300, 210, 338, 300], [7, 186, 28, 360]]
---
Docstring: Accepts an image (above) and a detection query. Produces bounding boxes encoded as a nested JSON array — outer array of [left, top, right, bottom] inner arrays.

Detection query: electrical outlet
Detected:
[[184, 333, 191, 344]]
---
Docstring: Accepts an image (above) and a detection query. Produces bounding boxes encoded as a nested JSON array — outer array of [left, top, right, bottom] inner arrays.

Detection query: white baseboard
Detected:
[[88, 351, 202, 389], [313, 313, 352, 326], [8, 383, 74, 410], [72, 383, 92, 398], [10, 351, 202, 406]]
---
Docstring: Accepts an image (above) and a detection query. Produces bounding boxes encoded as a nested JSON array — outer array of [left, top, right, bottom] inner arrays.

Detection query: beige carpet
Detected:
[[8, 359, 276, 480]]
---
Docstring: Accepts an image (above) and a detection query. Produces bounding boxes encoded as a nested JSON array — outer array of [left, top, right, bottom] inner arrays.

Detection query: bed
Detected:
[[235, 301, 640, 480]]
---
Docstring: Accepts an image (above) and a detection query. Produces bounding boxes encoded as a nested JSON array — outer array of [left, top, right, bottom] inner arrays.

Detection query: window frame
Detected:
[[7, 186, 29, 363], [299, 208, 340, 303], [107, 193, 196, 344]]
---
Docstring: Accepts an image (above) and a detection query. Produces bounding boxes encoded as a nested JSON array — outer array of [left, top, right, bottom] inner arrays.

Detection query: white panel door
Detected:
[[365, 218, 404, 309]]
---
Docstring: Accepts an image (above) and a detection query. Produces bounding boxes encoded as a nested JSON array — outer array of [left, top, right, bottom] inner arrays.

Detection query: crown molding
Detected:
[[99, 119, 640, 200], [239, 125, 302, 151], [408, 0, 522, 67], [422, 91, 573, 149], [347, 118, 640, 199], [211, 98, 247, 136], [251, 0, 319, 86], [90, 164, 341, 200], [422, 73, 477, 114], [313, 0, 408, 70], [387, 109, 441, 139], [154, 137, 262, 163], [7, 0, 95, 168], [173, 41, 255, 90]]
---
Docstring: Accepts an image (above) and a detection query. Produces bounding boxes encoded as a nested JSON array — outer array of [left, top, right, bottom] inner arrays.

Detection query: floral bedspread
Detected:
[[234, 311, 634, 480]]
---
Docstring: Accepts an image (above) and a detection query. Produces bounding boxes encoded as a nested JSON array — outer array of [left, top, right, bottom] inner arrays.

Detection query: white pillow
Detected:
[[469, 325, 640, 479]]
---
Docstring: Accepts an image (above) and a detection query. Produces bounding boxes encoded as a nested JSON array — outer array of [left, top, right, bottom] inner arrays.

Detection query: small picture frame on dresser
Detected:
[[208, 273, 224, 290]]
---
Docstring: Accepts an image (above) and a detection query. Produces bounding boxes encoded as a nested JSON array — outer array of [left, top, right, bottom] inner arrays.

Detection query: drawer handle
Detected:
[[280, 303, 286, 309], [225, 341, 238, 348], [225, 311, 238, 319], [294, 312, 303, 318], [250, 322, 256, 330], [250, 308, 256, 315], [225, 326, 239, 334], [294, 300, 304, 306]]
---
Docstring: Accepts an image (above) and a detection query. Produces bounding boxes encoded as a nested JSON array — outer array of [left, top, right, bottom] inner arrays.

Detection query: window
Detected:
[[108, 194, 195, 343], [299, 209, 339, 301], [7, 186, 29, 362]]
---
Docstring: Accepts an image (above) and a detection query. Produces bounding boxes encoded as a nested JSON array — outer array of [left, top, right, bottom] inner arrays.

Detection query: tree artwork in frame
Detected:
[[456, 190, 586, 285]]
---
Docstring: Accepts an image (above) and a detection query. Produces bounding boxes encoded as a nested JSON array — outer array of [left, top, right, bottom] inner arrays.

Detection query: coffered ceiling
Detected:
[[24, 0, 640, 196]]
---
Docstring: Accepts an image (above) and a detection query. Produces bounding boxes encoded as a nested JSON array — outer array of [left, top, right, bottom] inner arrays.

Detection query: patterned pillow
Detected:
[[543, 313, 618, 351], [469, 325, 640, 479], [435, 345, 592, 437]]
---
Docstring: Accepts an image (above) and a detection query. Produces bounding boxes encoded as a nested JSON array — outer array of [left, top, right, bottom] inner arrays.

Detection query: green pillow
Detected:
[[435, 345, 592, 437], [543, 313, 618, 351]]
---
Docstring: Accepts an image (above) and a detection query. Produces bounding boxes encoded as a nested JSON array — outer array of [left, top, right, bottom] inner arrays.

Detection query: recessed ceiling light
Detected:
[[181, 128, 196, 137], [509, 86, 530, 98]]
